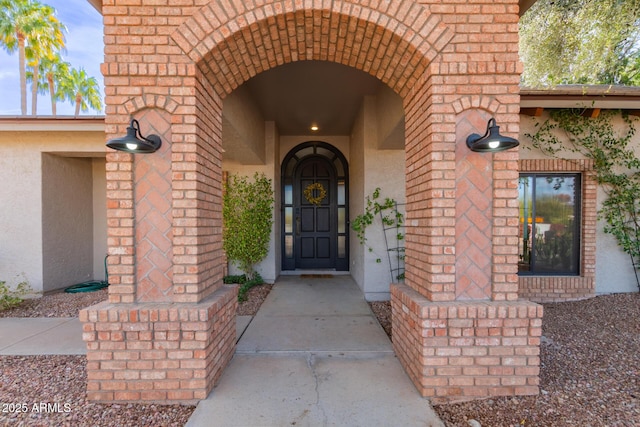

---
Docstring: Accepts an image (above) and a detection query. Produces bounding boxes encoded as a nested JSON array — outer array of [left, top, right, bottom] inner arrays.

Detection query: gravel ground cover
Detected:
[[0, 355, 193, 427], [0, 284, 273, 319], [2, 286, 638, 426], [0, 289, 109, 318], [371, 293, 640, 427]]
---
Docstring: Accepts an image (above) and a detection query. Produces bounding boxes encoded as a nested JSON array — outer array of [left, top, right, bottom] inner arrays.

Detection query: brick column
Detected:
[[391, 0, 543, 402], [391, 285, 542, 402], [79, 0, 238, 402], [81, 106, 237, 404]]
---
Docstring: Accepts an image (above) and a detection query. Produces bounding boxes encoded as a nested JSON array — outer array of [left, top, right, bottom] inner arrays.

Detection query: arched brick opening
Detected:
[[171, 0, 455, 304], [84, 0, 542, 405]]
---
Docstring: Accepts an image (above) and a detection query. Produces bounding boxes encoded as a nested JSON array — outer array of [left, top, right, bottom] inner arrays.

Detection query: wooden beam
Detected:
[[581, 108, 601, 118], [520, 107, 544, 117]]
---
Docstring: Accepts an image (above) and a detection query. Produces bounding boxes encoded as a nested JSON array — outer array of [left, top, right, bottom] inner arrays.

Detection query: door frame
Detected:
[[281, 141, 349, 271]]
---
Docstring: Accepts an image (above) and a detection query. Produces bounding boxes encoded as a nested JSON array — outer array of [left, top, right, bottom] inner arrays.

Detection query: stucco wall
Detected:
[[42, 155, 94, 292], [349, 95, 366, 292], [223, 122, 280, 282], [519, 112, 640, 294], [0, 126, 106, 294], [0, 134, 44, 292], [350, 95, 406, 301], [93, 159, 107, 281]]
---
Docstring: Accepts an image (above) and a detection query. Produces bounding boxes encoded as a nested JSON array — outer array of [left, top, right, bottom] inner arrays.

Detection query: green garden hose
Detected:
[[64, 255, 109, 293]]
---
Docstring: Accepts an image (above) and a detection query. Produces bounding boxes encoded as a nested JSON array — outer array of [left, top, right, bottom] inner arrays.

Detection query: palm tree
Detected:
[[27, 53, 70, 116], [58, 67, 103, 116], [0, 0, 66, 115], [25, 4, 66, 115]]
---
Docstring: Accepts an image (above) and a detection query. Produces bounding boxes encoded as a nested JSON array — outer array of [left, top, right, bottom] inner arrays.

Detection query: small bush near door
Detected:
[[222, 172, 274, 282], [223, 273, 264, 302]]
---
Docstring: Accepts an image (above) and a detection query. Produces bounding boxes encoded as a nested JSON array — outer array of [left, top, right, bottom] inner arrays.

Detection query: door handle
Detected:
[[296, 216, 301, 235]]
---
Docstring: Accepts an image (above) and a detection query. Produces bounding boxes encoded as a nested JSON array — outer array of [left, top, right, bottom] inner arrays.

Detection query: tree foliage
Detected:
[[520, 0, 640, 86], [57, 67, 102, 116], [222, 173, 274, 281]]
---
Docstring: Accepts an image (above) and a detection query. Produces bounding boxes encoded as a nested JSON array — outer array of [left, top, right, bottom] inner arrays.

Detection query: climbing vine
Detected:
[[526, 109, 640, 289], [351, 188, 405, 281]]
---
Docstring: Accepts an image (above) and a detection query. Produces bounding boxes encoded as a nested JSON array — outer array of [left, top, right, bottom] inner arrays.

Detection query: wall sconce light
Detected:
[[466, 118, 519, 153], [106, 119, 162, 153]]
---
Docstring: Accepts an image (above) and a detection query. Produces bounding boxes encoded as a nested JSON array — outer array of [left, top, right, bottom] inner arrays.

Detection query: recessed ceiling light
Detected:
[[310, 125, 319, 131]]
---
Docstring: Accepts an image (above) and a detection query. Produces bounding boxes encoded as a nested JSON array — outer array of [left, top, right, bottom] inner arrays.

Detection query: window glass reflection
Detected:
[[285, 207, 293, 233], [284, 184, 293, 205], [285, 235, 293, 258], [518, 174, 579, 275], [338, 236, 346, 258], [334, 158, 344, 176], [337, 181, 345, 205], [338, 208, 346, 233]]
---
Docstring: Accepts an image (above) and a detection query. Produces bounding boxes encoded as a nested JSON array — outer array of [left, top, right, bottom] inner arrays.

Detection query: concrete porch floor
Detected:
[[186, 275, 443, 427]]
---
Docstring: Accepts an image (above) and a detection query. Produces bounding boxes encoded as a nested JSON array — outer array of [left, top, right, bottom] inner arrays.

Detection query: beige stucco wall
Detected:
[[350, 96, 406, 300], [222, 121, 280, 282], [349, 96, 366, 292], [0, 124, 106, 294], [519, 112, 640, 294], [222, 85, 266, 165], [93, 158, 107, 281], [42, 155, 94, 292]]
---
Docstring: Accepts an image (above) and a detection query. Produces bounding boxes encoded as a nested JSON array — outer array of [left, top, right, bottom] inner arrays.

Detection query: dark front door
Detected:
[[281, 141, 349, 271], [294, 157, 336, 269]]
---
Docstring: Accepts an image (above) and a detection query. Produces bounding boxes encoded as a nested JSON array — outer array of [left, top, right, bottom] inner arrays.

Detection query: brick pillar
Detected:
[[394, 109, 543, 401], [81, 106, 237, 403], [391, 0, 543, 403]]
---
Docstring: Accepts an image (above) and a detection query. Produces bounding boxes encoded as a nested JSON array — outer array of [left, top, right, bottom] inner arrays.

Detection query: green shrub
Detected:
[[223, 273, 264, 302], [222, 173, 274, 281], [0, 280, 31, 311]]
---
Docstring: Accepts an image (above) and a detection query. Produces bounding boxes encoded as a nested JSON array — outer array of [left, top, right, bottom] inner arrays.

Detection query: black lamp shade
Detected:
[[106, 120, 162, 153], [466, 118, 519, 153]]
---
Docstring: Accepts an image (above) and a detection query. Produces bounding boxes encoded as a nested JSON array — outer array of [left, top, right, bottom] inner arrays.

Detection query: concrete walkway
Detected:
[[187, 275, 443, 427], [0, 317, 86, 355], [0, 276, 444, 426], [0, 316, 253, 356]]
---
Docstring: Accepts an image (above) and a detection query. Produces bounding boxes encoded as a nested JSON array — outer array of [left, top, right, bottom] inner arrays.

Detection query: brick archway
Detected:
[[167, 0, 457, 304], [86, 0, 541, 405], [172, 1, 453, 98]]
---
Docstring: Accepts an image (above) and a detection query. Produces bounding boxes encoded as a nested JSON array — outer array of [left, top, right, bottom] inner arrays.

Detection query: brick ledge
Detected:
[[81, 285, 238, 404]]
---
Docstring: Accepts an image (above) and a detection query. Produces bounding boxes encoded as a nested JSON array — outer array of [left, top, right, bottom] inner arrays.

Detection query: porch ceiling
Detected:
[[243, 61, 382, 136]]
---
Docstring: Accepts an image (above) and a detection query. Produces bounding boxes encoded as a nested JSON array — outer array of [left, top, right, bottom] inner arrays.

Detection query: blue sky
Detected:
[[0, 0, 104, 116]]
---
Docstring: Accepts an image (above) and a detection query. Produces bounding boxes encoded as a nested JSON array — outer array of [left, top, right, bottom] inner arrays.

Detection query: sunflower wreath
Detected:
[[303, 182, 327, 206]]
